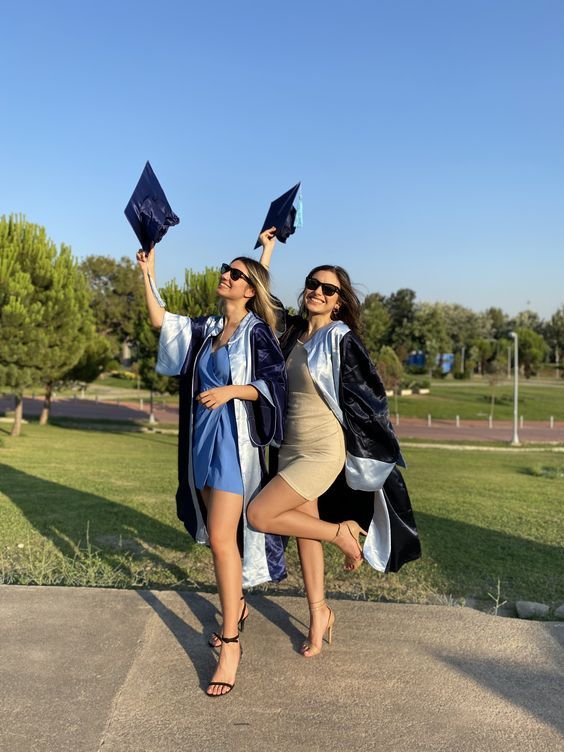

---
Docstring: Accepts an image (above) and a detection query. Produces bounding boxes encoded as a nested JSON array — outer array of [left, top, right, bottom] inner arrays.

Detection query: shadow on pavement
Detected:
[[138, 591, 219, 690], [248, 592, 308, 652], [435, 636, 564, 735]]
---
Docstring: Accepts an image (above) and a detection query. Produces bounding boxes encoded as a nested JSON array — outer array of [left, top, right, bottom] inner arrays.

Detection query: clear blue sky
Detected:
[[2, 0, 563, 318]]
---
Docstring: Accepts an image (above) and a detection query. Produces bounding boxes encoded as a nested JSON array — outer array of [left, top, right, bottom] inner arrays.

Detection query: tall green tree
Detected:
[[36, 245, 94, 424], [512, 309, 544, 336], [516, 327, 548, 378], [361, 292, 390, 359], [483, 307, 510, 340], [0, 216, 94, 431], [62, 334, 113, 386], [80, 255, 145, 360], [376, 346, 403, 413], [546, 305, 564, 376], [412, 303, 452, 377], [384, 288, 417, 357], [0, 217, 46, 435]]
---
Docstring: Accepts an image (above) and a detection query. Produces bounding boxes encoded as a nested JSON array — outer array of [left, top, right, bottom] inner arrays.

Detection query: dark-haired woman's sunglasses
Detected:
[[220, 263, 253, 285], [305, 276, 341, 297]]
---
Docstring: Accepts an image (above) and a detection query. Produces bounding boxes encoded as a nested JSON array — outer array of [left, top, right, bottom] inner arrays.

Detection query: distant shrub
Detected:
[[109, 370, 137, 381]]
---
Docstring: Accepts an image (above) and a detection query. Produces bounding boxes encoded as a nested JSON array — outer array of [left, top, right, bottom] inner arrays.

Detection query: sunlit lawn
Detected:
[[0, 424, 562, 611], [393, 380, 564, 421]]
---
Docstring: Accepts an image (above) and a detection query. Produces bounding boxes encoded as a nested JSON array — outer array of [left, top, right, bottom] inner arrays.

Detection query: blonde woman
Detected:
[[138, 248, 287, 696]]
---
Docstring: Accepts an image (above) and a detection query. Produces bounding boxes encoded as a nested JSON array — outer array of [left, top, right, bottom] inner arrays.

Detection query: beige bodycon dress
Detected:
[[278, 341, 346, 500]]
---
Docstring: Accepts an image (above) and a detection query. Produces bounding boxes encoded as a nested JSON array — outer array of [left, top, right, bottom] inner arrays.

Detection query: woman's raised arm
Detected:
[[136, 247, 165, 329], [258, 227, 277, 270]]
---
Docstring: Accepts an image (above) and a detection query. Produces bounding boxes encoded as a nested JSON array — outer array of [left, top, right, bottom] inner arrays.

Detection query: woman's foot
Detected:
[[206, 635, 241, 697], [300, 600, 335, 658], [333, 521, 367, 572]]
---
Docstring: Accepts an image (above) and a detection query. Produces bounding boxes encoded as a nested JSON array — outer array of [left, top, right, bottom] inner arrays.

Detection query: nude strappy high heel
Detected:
[[333, 520, 367, 572], [300, 599, 335, 658]]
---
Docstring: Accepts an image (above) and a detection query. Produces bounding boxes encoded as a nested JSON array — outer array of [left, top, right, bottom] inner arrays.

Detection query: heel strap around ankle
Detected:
[[307, 599, 327, 611], [211, 632, 239, 644]]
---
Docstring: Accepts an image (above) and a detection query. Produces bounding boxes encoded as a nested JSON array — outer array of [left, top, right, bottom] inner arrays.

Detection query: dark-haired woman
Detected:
[[138, 248, 286, 695], [248, 230, 420, 657]]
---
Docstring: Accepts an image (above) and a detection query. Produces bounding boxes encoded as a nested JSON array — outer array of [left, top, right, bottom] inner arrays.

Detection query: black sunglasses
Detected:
[[305, 276, 341, 297], [221, 263, 253, 285]]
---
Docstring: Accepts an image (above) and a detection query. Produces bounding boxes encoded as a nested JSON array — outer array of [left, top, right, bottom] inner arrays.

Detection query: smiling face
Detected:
[[303, 269, 341, 319], [216, 259, 255, 302]]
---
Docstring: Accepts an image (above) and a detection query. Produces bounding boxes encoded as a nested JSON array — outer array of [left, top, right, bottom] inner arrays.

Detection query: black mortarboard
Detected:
[[124, 161, 180, 252], [254, 182, 301, 250]]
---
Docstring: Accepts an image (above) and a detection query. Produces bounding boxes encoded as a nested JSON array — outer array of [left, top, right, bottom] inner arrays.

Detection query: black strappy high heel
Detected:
[[206, 633, 241, 697], [208, 596, 248, 648]]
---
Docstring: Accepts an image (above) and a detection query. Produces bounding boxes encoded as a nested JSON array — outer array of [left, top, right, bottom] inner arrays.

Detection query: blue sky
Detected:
[[1, 0, 563, 318]]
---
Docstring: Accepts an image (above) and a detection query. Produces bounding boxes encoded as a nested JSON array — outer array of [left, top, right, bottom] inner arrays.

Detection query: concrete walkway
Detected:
[[1, 586, 562, 752]]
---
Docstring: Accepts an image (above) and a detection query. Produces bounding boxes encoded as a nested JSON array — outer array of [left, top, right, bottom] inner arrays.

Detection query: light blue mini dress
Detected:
[[192, 339, 244, 495]]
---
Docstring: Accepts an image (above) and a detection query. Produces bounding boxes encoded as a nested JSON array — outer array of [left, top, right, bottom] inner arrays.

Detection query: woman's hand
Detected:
[[196, 385, 236, 410], [136, 246, 155, 276], [259, 226, 277, 251]]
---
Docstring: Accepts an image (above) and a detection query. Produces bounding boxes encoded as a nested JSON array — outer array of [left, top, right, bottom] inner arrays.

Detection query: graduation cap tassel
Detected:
[[295, 190, 304, 228]]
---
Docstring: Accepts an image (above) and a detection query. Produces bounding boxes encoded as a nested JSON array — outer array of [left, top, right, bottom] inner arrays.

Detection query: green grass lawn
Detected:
[[393, 380, 564, 421], [0, 424, 562, 611]]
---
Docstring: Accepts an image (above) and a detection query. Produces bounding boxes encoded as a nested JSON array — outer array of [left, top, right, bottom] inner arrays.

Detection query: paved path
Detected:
[[1, 586, 563, 752], [2, 395, 563, 444]]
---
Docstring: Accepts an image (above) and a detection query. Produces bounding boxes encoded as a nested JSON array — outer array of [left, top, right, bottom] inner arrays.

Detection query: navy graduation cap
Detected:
[[254, 182, 301, 250], [124, 161, 180, 252]]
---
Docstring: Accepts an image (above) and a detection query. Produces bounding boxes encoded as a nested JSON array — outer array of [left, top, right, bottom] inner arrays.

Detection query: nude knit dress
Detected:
[[278, 341, 345, 500]]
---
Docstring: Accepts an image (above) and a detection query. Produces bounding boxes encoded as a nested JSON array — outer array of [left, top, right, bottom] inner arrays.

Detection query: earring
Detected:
[[331, 306, 340, 320]]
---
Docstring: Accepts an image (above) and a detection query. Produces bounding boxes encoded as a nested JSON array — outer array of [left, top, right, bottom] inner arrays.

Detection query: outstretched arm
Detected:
[[136, 247, 165, 329], [258, 227, 277, 269]]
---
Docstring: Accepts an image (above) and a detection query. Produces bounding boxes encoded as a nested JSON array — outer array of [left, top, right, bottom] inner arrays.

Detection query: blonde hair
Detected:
[[231, 256, 281, 331]]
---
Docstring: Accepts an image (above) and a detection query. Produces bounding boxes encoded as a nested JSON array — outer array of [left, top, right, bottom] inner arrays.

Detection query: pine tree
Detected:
[[0, 215, 94, 433], [0, 216, 50, 435], [35, 244, 94, 424]]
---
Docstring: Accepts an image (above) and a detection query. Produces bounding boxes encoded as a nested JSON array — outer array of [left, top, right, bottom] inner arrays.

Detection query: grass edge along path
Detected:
[[0, 425, 562, 612]]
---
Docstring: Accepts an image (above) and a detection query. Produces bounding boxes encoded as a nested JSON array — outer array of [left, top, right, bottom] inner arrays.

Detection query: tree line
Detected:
[[1, 216, 563, 435]]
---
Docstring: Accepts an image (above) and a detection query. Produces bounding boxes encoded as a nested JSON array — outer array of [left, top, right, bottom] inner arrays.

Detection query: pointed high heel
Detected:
[[208, 595, 248, 649], [206, 633, 242, 697], [300, 599, 335, 658]]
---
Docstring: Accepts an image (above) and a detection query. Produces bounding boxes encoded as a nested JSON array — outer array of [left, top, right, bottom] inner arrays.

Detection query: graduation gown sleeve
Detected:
[[246, 322, 287, 447]]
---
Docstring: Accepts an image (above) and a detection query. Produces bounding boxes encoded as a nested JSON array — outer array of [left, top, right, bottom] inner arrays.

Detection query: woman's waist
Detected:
[[283, 416, 343, 442]]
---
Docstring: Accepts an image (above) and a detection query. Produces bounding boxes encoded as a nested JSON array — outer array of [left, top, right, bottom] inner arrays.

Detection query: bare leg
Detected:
[[296, 499, 332, 656], [247, 475, 366, 567], [203, 487, 243, 696]]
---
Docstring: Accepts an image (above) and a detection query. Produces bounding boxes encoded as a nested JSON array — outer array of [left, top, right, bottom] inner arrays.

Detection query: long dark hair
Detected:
[[298, 264, 362, 337], [230, 256, 281, 332]]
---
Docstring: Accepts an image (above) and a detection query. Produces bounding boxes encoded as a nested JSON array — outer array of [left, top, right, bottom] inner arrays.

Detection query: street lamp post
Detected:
[[509, 331, 520, 445]]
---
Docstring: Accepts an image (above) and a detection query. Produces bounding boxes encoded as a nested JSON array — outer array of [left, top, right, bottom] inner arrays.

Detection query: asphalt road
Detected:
[[1, 395, 563, 444]]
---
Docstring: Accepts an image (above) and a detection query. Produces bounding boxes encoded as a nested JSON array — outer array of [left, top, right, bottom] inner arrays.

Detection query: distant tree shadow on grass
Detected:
[[415, 511, 563, 603], [0, 463, 192, 585]]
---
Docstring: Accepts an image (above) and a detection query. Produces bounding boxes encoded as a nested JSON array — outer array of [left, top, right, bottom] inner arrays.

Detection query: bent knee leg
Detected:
[[246, 501, 268, 532]]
